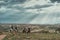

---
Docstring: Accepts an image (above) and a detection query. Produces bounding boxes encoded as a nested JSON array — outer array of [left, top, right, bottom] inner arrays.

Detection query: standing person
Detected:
[[22, 28, 26, 33], [27, 28, 31, 33], [11, 25, 14, 30], [10, 25, 14, 32], [15, 26, 18, 32]]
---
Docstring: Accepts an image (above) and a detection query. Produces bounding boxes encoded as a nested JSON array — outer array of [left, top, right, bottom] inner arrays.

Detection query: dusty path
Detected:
[[0, 35, 6, 40]]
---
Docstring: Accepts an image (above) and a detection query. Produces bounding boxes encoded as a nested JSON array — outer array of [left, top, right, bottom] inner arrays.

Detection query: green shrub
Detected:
[[0, 32, 3, 35]]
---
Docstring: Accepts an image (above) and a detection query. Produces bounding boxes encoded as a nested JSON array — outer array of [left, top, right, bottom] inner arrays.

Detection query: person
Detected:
[[15, 26, 18, 32], [10, 25, 14, 32], [27, 28, 31, 33], [11, 25, 14, 30], [22, 28, 26, 33]]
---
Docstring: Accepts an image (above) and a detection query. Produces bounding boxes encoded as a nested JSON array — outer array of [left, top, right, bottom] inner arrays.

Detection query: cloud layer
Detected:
[[50, 0, 60, 3], [0, 0, 60, 24]]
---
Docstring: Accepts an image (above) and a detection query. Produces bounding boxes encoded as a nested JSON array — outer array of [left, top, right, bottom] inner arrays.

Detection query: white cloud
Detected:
[[29, 3, 60, 24], [25, 9, 39, 13], [12, 0, 60, 14], [0, 1, 5, 3], [42, 4, 60, 13], [0, 7, 20, 13], [24, 3, 60, 14], [23, 0, 51, 8], [12, 0, 51, 8], [0, 0, 60, 24]]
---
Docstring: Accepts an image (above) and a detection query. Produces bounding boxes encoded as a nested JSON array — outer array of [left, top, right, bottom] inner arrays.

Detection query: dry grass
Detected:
[[3, 32, 60, 40]]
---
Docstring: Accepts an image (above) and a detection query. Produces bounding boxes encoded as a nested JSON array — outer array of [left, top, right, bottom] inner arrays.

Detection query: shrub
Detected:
[[0, 32, 3, 35]]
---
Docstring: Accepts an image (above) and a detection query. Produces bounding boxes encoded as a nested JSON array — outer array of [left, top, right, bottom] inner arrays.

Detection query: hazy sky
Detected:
[[0, 0, 60, 24]]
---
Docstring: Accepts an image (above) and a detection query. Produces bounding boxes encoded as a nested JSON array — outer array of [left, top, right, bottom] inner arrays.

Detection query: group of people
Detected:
[[10, 25, 31, 33], [10, 25, 18, 32], [22, 27, 31, 33]]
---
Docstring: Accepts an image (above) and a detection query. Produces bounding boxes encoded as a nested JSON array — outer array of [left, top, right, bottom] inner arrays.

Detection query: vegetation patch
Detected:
[[3, 32, 60, 40]]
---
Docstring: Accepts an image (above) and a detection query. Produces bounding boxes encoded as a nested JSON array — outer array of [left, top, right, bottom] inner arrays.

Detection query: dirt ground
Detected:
[[0, 35, 6, 40]]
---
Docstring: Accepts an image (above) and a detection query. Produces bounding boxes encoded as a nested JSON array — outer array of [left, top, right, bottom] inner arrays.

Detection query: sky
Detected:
[[0, 0, 60, 24]]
